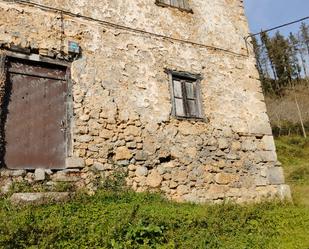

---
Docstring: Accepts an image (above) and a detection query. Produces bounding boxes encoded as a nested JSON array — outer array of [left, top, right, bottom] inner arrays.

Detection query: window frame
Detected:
[[155, 0, 193, 13], [166, 69, 204, 120]]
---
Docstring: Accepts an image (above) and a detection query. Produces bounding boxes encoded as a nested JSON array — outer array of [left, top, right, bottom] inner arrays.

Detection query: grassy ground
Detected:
[[0, 136, 308, 249], [275, 136, 309, 206]]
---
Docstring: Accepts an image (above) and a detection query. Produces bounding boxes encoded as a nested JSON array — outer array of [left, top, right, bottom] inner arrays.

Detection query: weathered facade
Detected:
[[0, 0, 291, 203]]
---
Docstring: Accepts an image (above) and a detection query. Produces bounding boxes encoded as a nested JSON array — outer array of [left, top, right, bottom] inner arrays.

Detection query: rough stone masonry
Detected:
[[0, 0, 291, 203]]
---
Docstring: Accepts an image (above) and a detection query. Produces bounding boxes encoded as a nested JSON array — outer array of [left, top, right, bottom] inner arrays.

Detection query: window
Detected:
[[168, 71, 203, 119], [155, 0, 192, 12]]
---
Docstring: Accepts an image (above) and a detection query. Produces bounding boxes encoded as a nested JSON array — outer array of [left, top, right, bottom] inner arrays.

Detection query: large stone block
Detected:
[[185, 147, 198, 158], [99, 129, 113, 139], [218, 138, 229, 150], [260, 135, 276, 151], [255, 176, 268, 186], [114, 147, 133, 161], [143, 136, 157, 155], [34, 169, 45, 181], [241, 139, 257, 151], [178, 122, 202, 136], [207, 185, 228, 199], [214, 173, 238, 185], [177, 185, 190, 195], [66, 157, 85, 169], [276, 184, 292, 201], [76, 135, 93, 143], [248, 116, 272, 135], [51, 172, 81, 182], [1, 169, 26, 177], [135, 151, 148, 161], [258, 151, 277, 162], [146, 170, 162, 188], [0, 178, 12, 195], [124, 126, 141, 137], [10, 192, 71, 206], [136, 166, 148, 176], [267, 167, 285, 185], [93, 162, 112, 171], [172, 171, 188, 183]]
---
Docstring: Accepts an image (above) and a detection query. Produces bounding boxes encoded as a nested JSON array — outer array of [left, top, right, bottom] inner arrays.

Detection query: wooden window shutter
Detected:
[[182, 0, 190, 10], [157, 0, 170, 5], [156, 0, 192, 12], [173, 79, 185, 117], [184, 81, 198, 117]]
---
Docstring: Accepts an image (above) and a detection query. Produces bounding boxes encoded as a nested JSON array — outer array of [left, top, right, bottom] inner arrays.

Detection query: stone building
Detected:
[[0, 0, 291, 203]]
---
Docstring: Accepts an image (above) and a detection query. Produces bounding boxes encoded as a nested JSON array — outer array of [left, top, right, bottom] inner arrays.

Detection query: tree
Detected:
[[252, 36, 275, 93], [269, 31, 297, 91], [299, 23, 309, 78], [300, 22, 309, 55], [260, 31, 278, 81], [260, 31, 296, 93], [288, 32, 302, 80], [251, 36, 264, 79], [296, 32, 308, 78]]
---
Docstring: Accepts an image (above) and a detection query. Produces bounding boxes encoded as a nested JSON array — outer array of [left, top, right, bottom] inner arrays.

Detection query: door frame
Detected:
[[0, 50, 73, 169]]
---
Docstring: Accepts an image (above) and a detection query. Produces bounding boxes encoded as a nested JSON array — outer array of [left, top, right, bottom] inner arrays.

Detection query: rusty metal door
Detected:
[[4, 58, 68, 169]]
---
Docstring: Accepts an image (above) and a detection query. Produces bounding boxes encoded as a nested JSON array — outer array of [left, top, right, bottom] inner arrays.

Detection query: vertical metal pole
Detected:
[[293, 87, 307, 138]]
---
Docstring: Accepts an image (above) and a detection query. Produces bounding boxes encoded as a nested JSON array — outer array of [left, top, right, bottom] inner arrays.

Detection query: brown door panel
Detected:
[[4, 59, 67, 169]]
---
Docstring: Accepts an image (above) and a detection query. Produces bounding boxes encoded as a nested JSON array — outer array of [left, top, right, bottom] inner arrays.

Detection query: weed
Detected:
[[95, 168, 128, 192], [8, 181, 49, 194]]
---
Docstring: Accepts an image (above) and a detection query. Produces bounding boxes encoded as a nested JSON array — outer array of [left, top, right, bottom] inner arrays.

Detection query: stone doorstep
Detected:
[[10, 192, 73, 206]]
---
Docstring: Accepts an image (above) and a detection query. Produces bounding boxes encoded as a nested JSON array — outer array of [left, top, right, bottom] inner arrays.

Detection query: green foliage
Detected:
[[300, 22, 309, 55], [275, 136, 309, 206], [289, 166, 309, 184], [8, 180, 75, 195], [95, 169, 128, 192], [0, 190, 308, 249], [111, 220, 166, 248], [253, 23, 309, 96], [8, 181, 49, 194], [275, 136, 306, 158], [53, 182, 75, 192]]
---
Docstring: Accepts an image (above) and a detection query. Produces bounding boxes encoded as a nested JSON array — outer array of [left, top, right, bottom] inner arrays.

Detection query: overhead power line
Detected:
[[246, 16, 309, 40], [244, 16, 309, 55], [1, 0, 248, 57]]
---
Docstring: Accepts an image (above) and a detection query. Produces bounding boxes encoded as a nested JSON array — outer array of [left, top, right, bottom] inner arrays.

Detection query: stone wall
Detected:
[[0, 0, 291, 203]]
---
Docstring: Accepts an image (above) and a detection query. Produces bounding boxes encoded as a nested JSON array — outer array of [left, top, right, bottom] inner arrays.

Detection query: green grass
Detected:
[[0, 191, 308, 249], [275, 136, 309, 206], [0, 136, 308, 249]]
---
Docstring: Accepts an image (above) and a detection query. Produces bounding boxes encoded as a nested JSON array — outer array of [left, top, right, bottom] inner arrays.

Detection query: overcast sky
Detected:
[[244, 0, 309, 35]]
